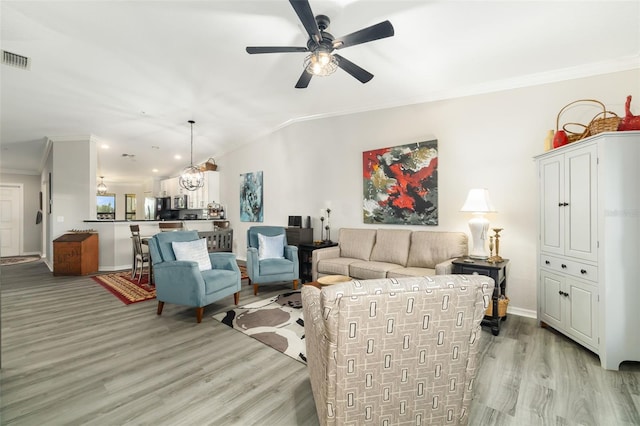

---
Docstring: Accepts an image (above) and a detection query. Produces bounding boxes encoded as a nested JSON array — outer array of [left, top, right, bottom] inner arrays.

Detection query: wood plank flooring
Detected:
[[1, 261, 639, 425]]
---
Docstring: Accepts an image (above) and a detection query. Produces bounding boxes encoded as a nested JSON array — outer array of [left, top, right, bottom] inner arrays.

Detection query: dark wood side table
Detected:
[[452, 257, 509, 336], [298, 242, 338, 283]]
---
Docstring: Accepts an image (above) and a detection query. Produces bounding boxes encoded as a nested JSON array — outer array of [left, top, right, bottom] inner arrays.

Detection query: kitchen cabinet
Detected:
[[535, 131, 640, 370]]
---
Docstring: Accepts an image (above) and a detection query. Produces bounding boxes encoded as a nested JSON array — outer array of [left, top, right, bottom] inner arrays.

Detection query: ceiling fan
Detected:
[[246, 0, 394, 88]]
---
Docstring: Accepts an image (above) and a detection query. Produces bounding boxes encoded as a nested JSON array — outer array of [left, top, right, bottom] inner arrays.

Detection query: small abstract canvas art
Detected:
[[363, 140, 438, 225], [240, 171, 264, 222]]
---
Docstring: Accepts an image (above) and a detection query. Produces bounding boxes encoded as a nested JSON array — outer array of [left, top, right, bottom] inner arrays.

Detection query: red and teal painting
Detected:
[[363, 140, 438, 225]]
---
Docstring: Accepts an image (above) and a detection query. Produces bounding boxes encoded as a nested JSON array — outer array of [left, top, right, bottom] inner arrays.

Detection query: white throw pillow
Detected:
[[258, 233, 285, 260], [172, 238, 212, 271]]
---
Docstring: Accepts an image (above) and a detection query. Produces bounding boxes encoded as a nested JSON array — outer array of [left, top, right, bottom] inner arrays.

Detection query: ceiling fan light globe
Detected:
[[304, 52, 338, 77]]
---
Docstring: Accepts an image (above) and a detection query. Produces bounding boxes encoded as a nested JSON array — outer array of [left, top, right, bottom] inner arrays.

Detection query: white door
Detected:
[[565, 145, 598, 262], [539, 155, 564, 256], [0, 185, 22, 257]]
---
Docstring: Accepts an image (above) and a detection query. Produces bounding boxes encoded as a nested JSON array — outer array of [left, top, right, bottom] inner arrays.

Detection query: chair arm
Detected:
[[209, 252, 239, 272], [435, 258, 456, 275], [246, 247, 259, 280], [301, 285, 330, 417], [311, 246, 340, 281], [153, 261, 206, 305], [283, 244, 298, 262]]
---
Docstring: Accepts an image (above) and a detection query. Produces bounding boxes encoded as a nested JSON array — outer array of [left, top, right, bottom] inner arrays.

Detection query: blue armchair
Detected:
[[246, 226, 299, 295], [148, 230, 241, 323]]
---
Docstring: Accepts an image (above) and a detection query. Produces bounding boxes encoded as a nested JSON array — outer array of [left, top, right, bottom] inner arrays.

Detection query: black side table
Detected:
[[298, 241, 338, 283], [452, 257, 509, 336]]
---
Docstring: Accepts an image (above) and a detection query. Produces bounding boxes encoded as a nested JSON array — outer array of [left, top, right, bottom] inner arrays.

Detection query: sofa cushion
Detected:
[[172, 238, 212, 271], [349, 260, 403, 280], [387, 266, 436, 278], [369, 229, 412, 266], [339, 228, 377, 261], [258, 233, 285, 260], [407, 231, 468, 269], [317, 257, 359, 277]]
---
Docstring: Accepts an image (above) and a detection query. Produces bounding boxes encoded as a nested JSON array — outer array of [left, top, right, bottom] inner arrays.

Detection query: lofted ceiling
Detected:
[[1, 1, 639, 183]]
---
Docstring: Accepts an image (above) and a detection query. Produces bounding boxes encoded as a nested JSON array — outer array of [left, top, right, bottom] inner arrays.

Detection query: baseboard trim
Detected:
[[507, 306, 537, 319]]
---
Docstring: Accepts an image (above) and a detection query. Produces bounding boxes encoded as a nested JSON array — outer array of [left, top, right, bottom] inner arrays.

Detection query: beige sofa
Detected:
[[302, 274, 494, 425], [312, 228, 468, 281]]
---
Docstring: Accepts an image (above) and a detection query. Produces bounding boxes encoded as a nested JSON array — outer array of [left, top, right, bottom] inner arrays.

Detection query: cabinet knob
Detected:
[[580, 269, 587, 274], [561, 264, 567, 269], [545, 260, 550, 265], [558, 291, 569, 297]]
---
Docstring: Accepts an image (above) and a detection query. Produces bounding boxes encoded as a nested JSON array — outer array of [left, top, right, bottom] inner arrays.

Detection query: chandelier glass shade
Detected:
[[97, 176, 108, 195], [179, 120, 205, 192], [304, 50, 338, 76]]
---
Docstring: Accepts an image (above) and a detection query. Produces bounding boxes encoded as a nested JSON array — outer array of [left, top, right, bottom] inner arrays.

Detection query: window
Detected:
[[125, 194, 136, 220], [97, 194, 116, 220]]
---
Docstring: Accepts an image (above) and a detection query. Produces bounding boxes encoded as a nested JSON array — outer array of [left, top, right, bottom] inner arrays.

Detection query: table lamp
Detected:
[[460, 188, 496, 259]]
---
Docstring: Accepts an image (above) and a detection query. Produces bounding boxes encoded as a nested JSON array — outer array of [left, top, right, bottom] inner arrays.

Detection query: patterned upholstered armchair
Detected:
[[302, 274, 494, 426], [246, 226, 299, 295], [148, 230, 241, 323]]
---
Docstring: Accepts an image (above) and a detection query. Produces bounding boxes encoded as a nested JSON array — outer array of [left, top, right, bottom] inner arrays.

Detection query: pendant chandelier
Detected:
[[179, 120, 205, 191], [97, 176, 108, 195]]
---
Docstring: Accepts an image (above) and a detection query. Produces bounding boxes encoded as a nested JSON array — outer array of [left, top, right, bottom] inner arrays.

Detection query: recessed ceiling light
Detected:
[[101, 144, 109, 149], [174, 154, 182, 160], [152, 168, 158, 173]]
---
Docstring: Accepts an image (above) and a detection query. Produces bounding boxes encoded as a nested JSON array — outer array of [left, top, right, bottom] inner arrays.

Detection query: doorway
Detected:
[[0, 184, 23, 257]]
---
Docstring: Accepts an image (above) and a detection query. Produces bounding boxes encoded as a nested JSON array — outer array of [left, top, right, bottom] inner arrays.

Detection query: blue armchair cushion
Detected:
[[172, 238, 212, 271], [258, 233, 285, 260]]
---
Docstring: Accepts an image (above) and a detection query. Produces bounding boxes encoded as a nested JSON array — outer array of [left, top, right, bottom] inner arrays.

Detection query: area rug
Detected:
[[213, 291, 306, 364], [91, 271, 155, 305], [0, 255, 41, 266]]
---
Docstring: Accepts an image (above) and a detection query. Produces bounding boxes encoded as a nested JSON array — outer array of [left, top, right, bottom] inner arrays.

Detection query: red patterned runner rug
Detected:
[[92, 271, 155, 305]]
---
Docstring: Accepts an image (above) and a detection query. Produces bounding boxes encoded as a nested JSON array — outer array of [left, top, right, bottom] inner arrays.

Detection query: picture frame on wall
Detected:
[[362, 139, 438, 225], [240, 171, 264, 222]]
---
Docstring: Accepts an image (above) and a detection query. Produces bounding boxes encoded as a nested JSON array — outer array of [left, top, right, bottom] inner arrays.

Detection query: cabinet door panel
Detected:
[[565, 146, 597, 262], [539, 156, 563, 255], [540, 271, 563, 328], [566, 279, 598, 348]]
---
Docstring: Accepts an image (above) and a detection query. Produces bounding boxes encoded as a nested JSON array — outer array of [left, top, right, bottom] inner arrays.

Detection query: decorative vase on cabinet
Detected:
[[535, 131, 640, 370]]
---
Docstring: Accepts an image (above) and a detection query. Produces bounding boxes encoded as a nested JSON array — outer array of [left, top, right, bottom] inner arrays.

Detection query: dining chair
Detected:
[[130, 225, 151, 283], [159, 222, 184, 232]]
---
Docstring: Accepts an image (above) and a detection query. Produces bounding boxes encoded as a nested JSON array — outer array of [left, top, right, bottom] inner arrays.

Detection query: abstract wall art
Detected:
[[363, 140, 438, 225], [240, 171, 263, 222]]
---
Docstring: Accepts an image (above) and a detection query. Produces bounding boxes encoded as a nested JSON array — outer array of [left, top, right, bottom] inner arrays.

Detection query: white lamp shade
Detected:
[[460, 188, 496, 213]]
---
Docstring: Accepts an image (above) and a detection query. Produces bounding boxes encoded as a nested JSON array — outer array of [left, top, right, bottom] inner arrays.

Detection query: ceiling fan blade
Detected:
[[334, 54, 374, 84], [246, 46, 308, 54], [333, 20, 395, 49], [295, 70, 312, 89], [289, 0, 321, 44]]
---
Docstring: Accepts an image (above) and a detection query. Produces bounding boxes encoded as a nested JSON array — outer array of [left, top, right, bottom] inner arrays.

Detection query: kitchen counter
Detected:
[[83, 219, 227, 271]]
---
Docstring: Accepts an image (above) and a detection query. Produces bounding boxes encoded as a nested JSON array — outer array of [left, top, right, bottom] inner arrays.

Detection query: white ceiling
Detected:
[[1, 1, 639, 182]]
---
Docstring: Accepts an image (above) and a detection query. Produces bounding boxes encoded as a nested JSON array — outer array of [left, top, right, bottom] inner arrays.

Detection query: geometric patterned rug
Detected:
[[0, 255, 41, 266], [91, 271, 155, 305], [212, 291, 306, 364]]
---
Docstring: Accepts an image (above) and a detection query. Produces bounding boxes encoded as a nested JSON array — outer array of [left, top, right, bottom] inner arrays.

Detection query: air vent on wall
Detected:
[[2, 50, 31, 70]]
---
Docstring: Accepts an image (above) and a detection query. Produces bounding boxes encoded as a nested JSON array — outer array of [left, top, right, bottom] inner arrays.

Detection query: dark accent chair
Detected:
[[148, 231, 240, 323], [246, 226, 299, 295]]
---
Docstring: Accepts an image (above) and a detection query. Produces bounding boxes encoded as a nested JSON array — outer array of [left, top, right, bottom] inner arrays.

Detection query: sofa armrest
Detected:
[[246, 247, 259, 280], [209, 252, 239, 272], [312, 246, 341, 281], [153, 260, 205, 304], [301, 285, 330, 420], [435, 258, 456, 275]]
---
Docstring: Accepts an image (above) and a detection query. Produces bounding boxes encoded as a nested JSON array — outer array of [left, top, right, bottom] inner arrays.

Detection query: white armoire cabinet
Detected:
[[535, 131, 640, 370]]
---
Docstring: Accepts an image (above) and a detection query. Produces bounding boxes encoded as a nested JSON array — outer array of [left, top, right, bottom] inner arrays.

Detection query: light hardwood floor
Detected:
[[1, 261, 639, 425]]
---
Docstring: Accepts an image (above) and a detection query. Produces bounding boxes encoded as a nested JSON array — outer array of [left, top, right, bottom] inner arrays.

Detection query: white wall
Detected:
[[218, 69, 640, 317]]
